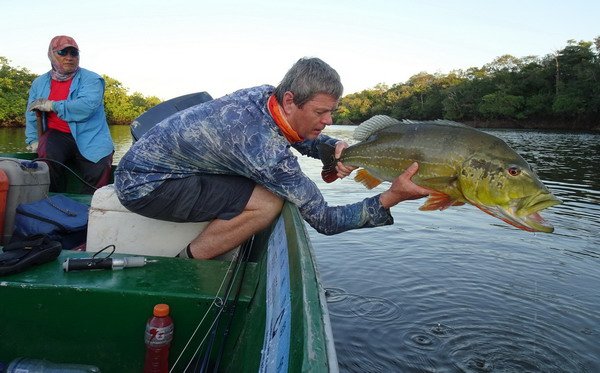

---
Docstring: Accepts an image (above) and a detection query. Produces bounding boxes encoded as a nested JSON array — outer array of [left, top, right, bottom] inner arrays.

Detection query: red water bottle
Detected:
[[143, 303, 174, 373]]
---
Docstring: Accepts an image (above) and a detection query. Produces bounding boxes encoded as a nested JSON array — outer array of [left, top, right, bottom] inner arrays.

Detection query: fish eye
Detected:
[[507, 166, 521, 176]]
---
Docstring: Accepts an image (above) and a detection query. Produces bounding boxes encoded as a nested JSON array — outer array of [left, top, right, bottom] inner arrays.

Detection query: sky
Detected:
[[2, 0, 598, 100]]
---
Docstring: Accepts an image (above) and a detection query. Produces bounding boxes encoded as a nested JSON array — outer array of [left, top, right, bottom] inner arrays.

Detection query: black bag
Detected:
[[11, 195, 89, 250], [0, 234, 62, 276]]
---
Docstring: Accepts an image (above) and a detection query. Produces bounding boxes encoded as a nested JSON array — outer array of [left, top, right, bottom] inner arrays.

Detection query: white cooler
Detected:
[[86, 184, 209, 257]]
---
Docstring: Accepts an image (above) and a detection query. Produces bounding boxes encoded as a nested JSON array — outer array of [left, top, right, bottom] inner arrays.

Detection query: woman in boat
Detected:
[[114, 57, 429, 259], [25, 35, 114, 194]]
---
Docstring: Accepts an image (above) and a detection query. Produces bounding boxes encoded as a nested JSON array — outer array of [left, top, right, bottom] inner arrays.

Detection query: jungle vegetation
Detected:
[[335, 38, 600, 130], [1, 38, 599, 130]]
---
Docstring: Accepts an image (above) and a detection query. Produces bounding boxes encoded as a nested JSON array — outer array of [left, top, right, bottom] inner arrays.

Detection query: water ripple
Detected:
[[325, 287, 403, 322], [403, 330, 442, 351], [443, 325, 591, 372]]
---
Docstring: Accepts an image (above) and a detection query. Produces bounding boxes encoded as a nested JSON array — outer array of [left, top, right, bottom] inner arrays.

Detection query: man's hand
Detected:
[[334, 141, 357, 179], [26, 141, 39, 152], [28, 99, 54, 112], [379, 162, 431, 209]]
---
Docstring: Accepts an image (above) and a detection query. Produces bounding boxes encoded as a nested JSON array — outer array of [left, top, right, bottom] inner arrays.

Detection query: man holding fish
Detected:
[[115, 57, 431, 259], [115, 57, 560, 259]]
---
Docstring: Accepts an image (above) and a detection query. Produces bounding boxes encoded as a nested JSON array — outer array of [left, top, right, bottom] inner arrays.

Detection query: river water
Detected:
[[2, 125, 599, 372]]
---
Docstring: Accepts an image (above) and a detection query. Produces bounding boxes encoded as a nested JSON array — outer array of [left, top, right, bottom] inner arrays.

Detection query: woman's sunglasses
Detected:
[[56, 48, 79, 57]]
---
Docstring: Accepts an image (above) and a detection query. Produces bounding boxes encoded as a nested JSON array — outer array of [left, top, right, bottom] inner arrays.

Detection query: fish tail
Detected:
[[319, 143, 339, 183]]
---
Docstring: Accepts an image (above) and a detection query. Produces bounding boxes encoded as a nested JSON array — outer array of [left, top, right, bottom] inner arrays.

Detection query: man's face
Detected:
[[54, 47, 80, 74], [286, 93, 338, 140]]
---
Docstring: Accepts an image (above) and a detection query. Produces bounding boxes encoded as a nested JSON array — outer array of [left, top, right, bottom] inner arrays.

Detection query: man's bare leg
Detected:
[[188, 184, 283, 259]]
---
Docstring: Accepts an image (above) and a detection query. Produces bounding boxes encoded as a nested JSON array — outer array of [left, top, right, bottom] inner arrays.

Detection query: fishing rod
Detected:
[[169, 256, 237, 373], [33, 158, 99, 191], [172, 237, 253, 373], [196, 237, 252, 373], [31, 109, 98, 192], [211, 237, 253, 372]]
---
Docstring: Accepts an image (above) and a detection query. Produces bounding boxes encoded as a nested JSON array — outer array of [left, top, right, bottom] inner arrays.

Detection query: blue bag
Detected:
[[11, 195, 89, 250]]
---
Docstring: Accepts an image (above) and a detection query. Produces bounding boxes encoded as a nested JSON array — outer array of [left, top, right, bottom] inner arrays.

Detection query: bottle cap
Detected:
[[153, 303, 170, 317]]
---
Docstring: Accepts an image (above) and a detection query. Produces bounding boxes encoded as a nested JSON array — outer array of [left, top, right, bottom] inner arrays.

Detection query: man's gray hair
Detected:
[[273, 57, 343, 107]]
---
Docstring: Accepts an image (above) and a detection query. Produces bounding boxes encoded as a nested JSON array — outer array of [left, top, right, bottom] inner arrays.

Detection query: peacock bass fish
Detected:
[[319, 115, 561, 233]]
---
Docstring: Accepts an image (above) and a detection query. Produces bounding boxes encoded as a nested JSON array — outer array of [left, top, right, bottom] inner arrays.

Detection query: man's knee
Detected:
[[265, 192, 284, 218], [250, 185, 284, 219]]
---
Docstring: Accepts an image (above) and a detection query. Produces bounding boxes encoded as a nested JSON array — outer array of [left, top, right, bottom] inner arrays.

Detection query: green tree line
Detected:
[[0, 56, 161, 127], [335, 38, 600, 131], [3, 38, 599, 130]]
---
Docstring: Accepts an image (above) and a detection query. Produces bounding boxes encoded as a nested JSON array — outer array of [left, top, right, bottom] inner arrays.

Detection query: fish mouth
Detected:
[[476, 193, 562, 233]]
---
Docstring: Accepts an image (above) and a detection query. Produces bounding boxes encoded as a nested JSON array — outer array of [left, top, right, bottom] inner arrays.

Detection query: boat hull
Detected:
[[0, 199, 337, 372]]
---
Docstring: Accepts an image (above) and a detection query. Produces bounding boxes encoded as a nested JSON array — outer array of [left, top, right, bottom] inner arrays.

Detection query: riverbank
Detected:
[[3, 119, 599, 132], [335, 118, 600, 132], [0, 122, 135, 128], [464, 118, 600, 132]]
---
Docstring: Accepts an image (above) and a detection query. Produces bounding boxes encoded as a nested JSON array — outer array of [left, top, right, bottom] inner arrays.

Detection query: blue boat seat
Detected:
[[130, 91, 213, 141]]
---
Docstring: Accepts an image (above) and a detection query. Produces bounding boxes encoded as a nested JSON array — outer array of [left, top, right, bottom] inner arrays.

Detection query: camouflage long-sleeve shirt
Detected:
[[114, 85, 393, 235]]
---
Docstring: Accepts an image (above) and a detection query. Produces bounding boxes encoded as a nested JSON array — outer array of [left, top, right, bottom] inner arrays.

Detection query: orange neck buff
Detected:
[[267, 95, 303, 143]]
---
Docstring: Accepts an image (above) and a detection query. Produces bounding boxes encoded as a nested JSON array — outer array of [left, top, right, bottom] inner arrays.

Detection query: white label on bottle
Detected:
[[145, 324, 174, 347]]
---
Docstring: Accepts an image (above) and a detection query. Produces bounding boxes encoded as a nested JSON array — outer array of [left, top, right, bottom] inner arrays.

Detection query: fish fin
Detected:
[[319, 143, 339, 183], [419, 191, 459, 211], [354, 169, 383, 189], [353, 115, 402, 141], [402, 119, 470, 128]]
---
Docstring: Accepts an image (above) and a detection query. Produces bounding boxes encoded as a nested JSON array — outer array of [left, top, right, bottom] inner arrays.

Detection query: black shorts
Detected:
[[121, 174, 255, 222]]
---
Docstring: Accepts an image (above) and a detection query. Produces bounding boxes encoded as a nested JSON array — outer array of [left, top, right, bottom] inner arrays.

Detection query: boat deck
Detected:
[[0, 250, 260, 371]]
